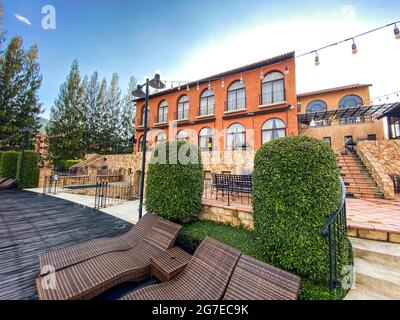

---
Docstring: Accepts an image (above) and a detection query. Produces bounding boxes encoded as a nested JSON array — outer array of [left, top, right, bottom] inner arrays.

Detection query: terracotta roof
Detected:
[[297, 84, 372, 98], [134, 51, 295, 102]]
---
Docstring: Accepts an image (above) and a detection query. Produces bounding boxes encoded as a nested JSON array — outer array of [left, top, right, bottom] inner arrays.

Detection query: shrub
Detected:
[[66, 159, 82, 168], [0, 151, 19, 179], [178, 220, 260, 258], [0, 151, 4, 172], [253, 135, 345, 283], [16, 151, 40, 188], [145, 140, 203, 224]]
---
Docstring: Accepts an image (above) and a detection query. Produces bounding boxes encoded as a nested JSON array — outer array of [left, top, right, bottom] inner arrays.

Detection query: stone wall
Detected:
[[199, 201, 254, 230], [356, 140, 400, 199]]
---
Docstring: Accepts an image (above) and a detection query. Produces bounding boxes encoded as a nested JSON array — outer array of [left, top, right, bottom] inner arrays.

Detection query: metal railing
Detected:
[[198, 104, 215, 117], [224, 98, 246, 112], [259, 89, 286, 105], [203, 173, 252, 206], [320, 176, 352, 291], [94, 181, 135, 209], [339, 115, 373, 125], [390, 174, 400, 194]]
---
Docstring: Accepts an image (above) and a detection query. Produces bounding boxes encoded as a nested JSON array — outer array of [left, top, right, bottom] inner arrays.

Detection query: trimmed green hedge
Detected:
[[253, 135, 344, 282], [66, 159, 82, 168], [0, 151, 4, 174], [145, 140, 203, 224], [16, 151, 39, 188], [0, 151, 19, 179]]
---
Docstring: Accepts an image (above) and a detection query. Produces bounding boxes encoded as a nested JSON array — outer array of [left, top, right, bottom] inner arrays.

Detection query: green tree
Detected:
[[0, 36, 42, 150], [105, 73, 122, 153], [46, 60, 85, 162], [118, 76, 136, 153], [82, 71, 99, 152]]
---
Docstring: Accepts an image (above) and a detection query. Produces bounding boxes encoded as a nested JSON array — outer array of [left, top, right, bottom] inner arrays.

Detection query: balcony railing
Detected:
[[224, 98, 246, 112], [339, 115, 373, 125], [259, 90, 286, 105], [198, 104, 215, 117], [174, 111, 189, 121], [154, 115, 168, 124]]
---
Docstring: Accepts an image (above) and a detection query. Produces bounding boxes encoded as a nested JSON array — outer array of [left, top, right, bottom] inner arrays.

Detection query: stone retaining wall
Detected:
[[356, 140, 400, 199]]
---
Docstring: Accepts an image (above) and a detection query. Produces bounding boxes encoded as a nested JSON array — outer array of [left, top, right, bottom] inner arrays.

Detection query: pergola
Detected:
[[298, 103, 400, 126]]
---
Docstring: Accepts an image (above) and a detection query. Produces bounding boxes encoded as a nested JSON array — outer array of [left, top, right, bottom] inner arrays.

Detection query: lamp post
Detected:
[[132, 74, 166, 219]]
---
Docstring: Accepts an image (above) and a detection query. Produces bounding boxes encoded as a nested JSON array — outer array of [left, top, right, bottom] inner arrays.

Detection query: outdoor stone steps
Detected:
[[347, 192, 384, 199], [351, 238, 400, 268], [346, 238, 400, 299], [347, 186, 380, 193], [352, 258, 400, 298]]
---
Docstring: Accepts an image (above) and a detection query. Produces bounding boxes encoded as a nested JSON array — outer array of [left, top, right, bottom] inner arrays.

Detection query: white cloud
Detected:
[[166, 6, 400, 102], [14, 13, 32, 26]]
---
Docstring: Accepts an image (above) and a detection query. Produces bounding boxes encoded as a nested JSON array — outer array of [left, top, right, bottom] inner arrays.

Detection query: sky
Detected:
[[2, 0, 400, 118]]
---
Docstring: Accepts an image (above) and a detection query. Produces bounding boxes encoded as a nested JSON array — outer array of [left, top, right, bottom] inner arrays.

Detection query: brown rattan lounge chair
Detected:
[[36, 218, 181, 300], [121, 237, 242, 300], [0, 177, 8, 184], [223, 254, 301, 300], [38, 213, 163, 276], [0, 178, 16, 190], [121, 237, 301, 301]]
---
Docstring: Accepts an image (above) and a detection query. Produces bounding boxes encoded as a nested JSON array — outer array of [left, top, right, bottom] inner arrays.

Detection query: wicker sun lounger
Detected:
[[223, 254, 301, 300], [38, 213, 162, 276], [121, 237, 242, 300], [121, 237, 301, 301], [0, 178, 16, 190], [0, 177, 8, 184], [36, 218, 182, 300]]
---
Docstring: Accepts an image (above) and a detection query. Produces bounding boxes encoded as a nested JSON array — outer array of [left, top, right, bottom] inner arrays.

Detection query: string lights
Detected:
[[153, 20, 399, 88]]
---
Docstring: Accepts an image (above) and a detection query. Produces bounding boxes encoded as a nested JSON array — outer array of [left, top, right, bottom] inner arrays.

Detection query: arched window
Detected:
[[199, 89, 215, 116], [176, 130, 189, 141], [227, 81, 246, 111], [158, 100, 168, 123], [177, 95, 189, 120], [138, 135, 145, 152], [226, 123, 246, 150], [156, 132, 166, 145], [141, 105, 150, 125], [306, 100, 328, 113], [199, 127, 214, 151], [339, 95, 363, 108], [261, 118, 286, 144], [261, 71, 285, 105]]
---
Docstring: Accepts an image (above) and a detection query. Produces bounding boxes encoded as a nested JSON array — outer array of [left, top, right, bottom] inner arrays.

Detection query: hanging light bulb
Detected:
[[178, 82, 181, 90], [208, 81, 211, 90], [221, 78, 225, 88], [394, 24, 400, 39], [196, 82, 199, 90], [284, 66, 289, 75], [170, 82, 174, 89], [259, 69, 264, 80], [351, 39, 358, 54], [240, 73, 244, 84], [186, 84, 190, 91], [314, 51, 320, 66]]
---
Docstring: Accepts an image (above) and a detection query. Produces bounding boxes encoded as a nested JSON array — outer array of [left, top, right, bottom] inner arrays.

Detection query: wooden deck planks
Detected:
[[0, 190, 132, 300]]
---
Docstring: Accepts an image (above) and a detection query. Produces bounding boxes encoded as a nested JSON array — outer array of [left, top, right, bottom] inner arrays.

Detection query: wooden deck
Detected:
[[0, 190, 132, 300]]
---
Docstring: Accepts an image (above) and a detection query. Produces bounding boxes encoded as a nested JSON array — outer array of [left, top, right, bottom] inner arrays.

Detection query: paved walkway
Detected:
[[26, 188, 141, 224], [347, 198, 400, 235]]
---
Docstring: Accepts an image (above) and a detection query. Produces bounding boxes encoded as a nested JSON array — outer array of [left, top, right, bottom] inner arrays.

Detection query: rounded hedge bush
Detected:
[[253, 135, 342, 282], [0, 151, 19, 179], [0, 151, 4, 172], [16, 151, 40, 188], [66, 159, 82, 168], [145, 140, 203, 224]]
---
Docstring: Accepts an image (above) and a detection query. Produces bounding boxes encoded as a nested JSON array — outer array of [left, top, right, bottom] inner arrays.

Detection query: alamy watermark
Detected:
[[41, 5, 56, 30]]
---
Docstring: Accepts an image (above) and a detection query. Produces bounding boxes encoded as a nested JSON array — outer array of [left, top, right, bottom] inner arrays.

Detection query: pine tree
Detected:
[[0, 36, 42, 150], [82, 71, 99, 153], [119, 76, 136, 153], [105, 73, 122, 153], [92, 78, 107, 153], [46, 60, 85, 162]]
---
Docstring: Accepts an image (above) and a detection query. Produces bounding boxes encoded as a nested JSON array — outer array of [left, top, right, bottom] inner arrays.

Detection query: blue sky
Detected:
[[3, 0, 400, 118]]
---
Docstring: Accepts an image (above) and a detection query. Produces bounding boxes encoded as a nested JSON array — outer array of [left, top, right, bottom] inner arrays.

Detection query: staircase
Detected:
[[337, 153, 384, 199], [345, 238, 400, 299]]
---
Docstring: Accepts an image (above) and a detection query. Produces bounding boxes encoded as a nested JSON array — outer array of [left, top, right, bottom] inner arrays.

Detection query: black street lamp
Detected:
[[132, 74, 165, 219], [17, 126, 32, 190]]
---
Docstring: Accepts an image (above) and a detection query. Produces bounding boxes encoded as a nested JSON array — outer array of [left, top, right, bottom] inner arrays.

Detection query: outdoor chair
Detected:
[[121, 237, 301, 301], [121, 237, 241, 300], [0, 178, 16, 190], [38, 213, 163, 276], [36, 217, 182, 300], [0, 177, 8, 184]]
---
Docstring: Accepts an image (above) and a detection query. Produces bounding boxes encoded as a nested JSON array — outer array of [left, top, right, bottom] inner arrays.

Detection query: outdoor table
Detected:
[[151, 247, 192, 282]]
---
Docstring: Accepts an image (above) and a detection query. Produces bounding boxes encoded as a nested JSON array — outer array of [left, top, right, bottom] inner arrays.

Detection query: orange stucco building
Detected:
[[134, 52, 298, 152], [297, 84, 386, 153]]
